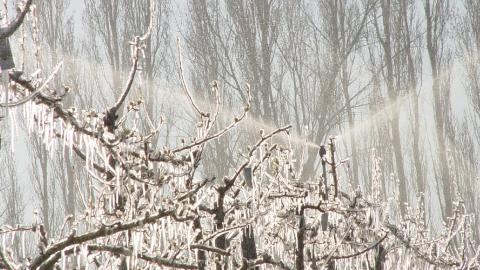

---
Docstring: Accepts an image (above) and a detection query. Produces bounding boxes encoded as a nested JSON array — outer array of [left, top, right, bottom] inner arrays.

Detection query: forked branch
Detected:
[[0, 0, 33, 39]]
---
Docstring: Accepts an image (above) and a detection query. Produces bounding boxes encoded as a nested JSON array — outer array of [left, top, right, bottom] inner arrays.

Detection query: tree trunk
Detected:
[[379, 0, 408, 213], [295, 208, 305, 270], [425, 0, 453, 217]]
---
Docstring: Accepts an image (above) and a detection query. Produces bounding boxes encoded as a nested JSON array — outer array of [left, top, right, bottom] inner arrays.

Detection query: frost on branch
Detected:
[[0, 1, 479, 269]]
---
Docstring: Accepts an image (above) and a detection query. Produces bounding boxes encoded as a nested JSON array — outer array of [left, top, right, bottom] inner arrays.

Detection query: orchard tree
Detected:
[[0, 1, 479, 269]]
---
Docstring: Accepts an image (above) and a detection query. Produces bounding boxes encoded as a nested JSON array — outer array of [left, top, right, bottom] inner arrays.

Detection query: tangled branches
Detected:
[[0, 1, 479, 269]]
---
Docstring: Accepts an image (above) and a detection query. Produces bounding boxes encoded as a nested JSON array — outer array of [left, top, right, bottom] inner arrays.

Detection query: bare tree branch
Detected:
[[0, 0, 33, 39]]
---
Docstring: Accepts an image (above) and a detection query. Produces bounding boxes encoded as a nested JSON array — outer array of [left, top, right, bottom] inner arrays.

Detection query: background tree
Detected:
[[1, 0, 480, 269], [454, 0, 480, 242], [424, 0, 454, 217]]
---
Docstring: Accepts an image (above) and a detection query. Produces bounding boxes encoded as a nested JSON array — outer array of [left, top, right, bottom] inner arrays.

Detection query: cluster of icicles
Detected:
[[1, 84, 461, 269]]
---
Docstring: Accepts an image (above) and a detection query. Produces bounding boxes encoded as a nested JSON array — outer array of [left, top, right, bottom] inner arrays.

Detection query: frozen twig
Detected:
[[1, 62, 63, 107], [106, 38, 140, 129], [139, 0, 155, 42], [385, 222, 460, 267], [226, 125, 291, 186], [172, 84, 252, 154], [0, 0, 33, 38], [29, 209, 196, 269], [38, 244, 198, 270], [176, 38, 207, 117], [329, 233, 388, 260]]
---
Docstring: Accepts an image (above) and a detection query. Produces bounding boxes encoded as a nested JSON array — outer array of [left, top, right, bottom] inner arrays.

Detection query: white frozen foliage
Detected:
[[0, 1, 479, 269]]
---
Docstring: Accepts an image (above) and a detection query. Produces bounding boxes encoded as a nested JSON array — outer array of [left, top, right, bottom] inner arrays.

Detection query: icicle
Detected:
[[167, 217, 172, 240], [83, 136, 90, 171], [9, 107, 15, 153], [139, 232, 144, 258], [22, 97, 30, 119], [62, 125, 69, 158], [173, 220, 177, 239], [162, 219, 166, 250], [22, 231, 25, 259], [195, 249, 198, 265], [293, 226, 298, 245], [57, 118, 64, 137], [116, 165, 121, 193], [48, 110, 55, 153], [109, 194, 113, 214], [62, 250, 66, 270], [43, 116, 49, 147], [76, 246, 80, 268], [38, 105, 44, 133], [31, 104, 37, 133], [67, 126, 74, 159], [187, 225, 192, 261], [29, 104, 37, 134], [132, 231, 138, 268], [90, 140, 95, 169], [82, 244, 88, 270], [150, 224, 157, 253]]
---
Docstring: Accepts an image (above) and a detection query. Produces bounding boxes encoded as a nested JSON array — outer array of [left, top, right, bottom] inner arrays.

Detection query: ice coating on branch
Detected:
[[0, 8, 474, 267]]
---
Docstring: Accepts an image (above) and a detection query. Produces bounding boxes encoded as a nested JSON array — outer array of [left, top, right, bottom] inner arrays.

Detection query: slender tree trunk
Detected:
[[214, 202, 226, 270], [424, 0, 453, 217], [379, 0, 408, 213], [401, 0, 424, 195], [258, 1, 275, 124], [295, 208, 305, 270], [328, 0, 360, 187]]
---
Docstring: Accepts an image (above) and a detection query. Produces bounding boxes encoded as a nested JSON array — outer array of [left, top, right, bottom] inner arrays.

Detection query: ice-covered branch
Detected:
[[105, 38, 141, 130], [0, 249, 14, 270], [30, 209, 196, 269], [225, 125, 291, 187], [241, 253, 292, 270], [172, 84, 252, 154], [385, 222, 460, 267], [38, 244, 198, 270], [176, 38, 207, 118], [0, 0, 33, 39], [328, 233, 388, 260]]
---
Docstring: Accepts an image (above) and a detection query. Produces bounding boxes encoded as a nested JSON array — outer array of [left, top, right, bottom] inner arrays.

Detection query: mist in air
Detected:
[[0, 0, 479, 269]]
